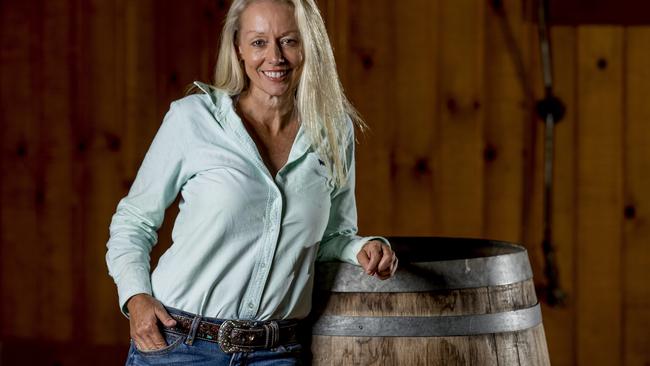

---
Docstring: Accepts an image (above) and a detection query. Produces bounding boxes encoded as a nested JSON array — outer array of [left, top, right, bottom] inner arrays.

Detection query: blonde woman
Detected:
[[106, 0, 397, 364]]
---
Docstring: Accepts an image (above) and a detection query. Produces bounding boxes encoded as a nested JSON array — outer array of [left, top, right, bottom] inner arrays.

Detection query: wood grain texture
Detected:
[[520, 16, 546, 313], [124, 0, 158, 177], [0, 0, 43, 338], [0, 339, 128, 365], [539, 25, 578, 366], [312, 335, 503, 366], [312, 254, 547, 366], [390, 0, 438, 236], [483, 0, 528, 243], [576, 26, 624, 366], [0, 1, 649, 365], [488, 278, 543, 365], [39, 0, 75, 341], [435, 0, 486, 237], [345, 0, 395, 235], [314, 281, 537, 317], [82, 0, 128, 344], [623, 26, 650, 366]]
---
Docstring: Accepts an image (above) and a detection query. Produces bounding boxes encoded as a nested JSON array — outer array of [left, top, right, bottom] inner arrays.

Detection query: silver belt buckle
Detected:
[[218, 319, 257, 353]]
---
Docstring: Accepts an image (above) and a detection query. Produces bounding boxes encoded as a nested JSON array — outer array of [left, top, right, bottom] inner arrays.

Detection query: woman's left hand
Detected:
[[357, 240, 398, 280]]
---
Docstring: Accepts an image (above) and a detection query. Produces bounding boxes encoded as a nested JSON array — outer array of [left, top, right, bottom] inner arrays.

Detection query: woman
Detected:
[[106, 0, 397, 364]]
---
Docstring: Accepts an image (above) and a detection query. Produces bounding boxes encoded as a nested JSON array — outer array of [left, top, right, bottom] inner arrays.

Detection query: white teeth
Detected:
[[263, 71, 287, 78]]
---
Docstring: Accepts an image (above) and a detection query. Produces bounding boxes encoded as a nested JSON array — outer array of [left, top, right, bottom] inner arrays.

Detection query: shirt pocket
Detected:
[[288, 153, 334, 207]]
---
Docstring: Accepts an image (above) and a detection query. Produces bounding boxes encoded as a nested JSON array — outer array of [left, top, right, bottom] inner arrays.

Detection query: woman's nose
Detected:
[[269, 43, 285, 64]]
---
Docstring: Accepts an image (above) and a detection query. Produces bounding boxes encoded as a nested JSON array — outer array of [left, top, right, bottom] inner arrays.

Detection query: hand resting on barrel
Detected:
[[357, 240, 398, 280]]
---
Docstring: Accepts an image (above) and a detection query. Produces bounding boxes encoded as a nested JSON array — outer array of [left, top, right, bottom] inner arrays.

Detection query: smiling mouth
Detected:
[[261, 70, 290, 81]]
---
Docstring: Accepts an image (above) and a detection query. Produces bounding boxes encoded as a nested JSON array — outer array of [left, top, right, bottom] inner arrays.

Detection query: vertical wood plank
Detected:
[[197, 0, 225, 83], [69, 0, 92, 342], [81, 0, 129, 343], [122, 0, 172, 271], [39, 0, 75, 341], [124, 0, 157, 177], [435, 0, 486, 237], [0, 0, 43, 338], [155, 0, 215, 110], [319, 0, 350, 88], [526, 25, 580, 366], [390, 0, 438, 236], [311, 335, 332, 365], [623, 26, 650, 366], [345, 0, 395, 235], [539, 26, 578, 366], [576, 26, 624, 366], [483, 0, 527, 243], [520, 2, 546, 306]]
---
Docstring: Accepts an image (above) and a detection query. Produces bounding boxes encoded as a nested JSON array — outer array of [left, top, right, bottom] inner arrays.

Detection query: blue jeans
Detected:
[[125, 307, 304, 365]]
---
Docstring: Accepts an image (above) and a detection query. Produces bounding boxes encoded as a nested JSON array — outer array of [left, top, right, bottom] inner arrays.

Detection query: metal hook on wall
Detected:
[[536, 0, 567, 307]]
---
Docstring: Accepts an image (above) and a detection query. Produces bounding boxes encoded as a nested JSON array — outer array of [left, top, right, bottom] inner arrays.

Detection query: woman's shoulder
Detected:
[[156, 82, 239, 145], [170, 82, 232, 114]]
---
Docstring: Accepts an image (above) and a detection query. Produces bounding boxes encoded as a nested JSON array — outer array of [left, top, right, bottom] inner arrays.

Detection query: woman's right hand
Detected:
[[126, 293, 177, 351]]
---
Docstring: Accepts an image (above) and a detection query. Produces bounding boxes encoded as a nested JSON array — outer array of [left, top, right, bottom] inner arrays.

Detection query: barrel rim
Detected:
[[316, 238, 533, 292], [385, 236, 527, 263], [311, 303, 543, 337]]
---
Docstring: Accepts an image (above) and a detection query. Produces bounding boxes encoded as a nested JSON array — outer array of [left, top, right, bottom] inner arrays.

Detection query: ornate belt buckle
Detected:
[[218, 319, 257, 354]]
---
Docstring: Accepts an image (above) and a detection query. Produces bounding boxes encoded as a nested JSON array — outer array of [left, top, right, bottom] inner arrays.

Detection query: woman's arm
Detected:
[[105, 101, 191, 349], [316, 124, 397, 279]]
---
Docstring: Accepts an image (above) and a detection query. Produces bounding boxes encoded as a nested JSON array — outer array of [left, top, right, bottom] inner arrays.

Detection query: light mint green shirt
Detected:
[[106, 82, 387, 321]]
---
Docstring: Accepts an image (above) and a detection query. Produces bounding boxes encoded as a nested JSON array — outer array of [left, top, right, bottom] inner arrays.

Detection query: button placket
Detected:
[[239, 186, 283, 319]]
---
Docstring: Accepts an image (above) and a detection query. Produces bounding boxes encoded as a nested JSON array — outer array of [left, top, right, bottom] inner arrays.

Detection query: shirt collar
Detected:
[[193, 81, 312, 175]]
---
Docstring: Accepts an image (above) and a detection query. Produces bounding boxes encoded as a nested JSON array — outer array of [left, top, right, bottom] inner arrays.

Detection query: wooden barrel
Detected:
[[310, 237, 550, 366]]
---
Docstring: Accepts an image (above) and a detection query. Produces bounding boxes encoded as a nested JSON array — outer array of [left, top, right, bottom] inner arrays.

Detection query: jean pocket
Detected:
[[273, 342, 303, 354], [133, 331, 185, 357]]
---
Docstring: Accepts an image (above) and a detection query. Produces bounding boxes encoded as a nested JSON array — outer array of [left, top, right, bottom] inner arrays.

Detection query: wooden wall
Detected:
[[0, 0, 648, 365]]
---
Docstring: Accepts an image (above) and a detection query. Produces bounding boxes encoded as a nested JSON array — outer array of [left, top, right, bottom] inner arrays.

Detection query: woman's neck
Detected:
[[237, 89, 296, 135]]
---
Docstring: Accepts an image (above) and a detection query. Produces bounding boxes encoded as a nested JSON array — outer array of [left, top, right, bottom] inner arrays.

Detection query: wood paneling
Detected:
[[40, 0, 75, 341], [623, 27, 650, 366], [1, 1, 649, 365], [540, 26, 579, 366], [391, 0, 438, 236], [435, 0, 486, 237], [575, 26, 624, 366], [483, 0, 529, 243], [345, 0, 395, 234], [1, 0, 44, 339]]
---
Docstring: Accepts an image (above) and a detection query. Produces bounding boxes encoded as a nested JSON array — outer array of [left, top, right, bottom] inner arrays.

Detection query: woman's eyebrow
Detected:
[[244, 30, 299, 36]]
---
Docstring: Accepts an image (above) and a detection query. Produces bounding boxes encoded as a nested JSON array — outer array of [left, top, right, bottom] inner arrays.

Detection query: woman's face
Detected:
[[237, 0, 303, 99]]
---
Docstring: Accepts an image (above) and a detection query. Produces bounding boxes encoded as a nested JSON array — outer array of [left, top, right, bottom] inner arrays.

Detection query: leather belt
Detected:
[[165, 312, 299, 353]]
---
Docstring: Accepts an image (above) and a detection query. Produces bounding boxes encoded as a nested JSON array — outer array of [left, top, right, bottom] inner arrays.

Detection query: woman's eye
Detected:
[[281, 38, 298, 46], [252, 40, 266, 47]]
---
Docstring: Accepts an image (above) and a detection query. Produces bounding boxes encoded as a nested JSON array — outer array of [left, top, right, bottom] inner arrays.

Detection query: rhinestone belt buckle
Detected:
[[218, 319, 258, 353]]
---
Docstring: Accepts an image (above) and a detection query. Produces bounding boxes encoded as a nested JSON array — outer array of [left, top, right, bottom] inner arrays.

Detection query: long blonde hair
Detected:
[[213, 0, 364, 187]]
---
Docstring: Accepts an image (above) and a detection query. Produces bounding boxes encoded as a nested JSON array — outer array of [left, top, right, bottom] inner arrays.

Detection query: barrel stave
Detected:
[[310, 238, 550, 366]]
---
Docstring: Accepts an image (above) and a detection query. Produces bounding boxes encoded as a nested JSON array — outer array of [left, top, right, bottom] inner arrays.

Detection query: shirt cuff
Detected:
[[116, 268, 153, 318], [341, 236, 391, 265]]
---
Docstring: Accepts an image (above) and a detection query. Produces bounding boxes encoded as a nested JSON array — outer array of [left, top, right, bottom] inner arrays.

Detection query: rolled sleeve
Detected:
[[105, 102, 189, 316], [316, 123, 390, 265]]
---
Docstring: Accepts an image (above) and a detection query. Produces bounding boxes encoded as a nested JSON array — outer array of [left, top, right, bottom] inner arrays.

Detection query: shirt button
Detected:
[[247, 303, 254, 309], [260, 262, 266, 269]]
